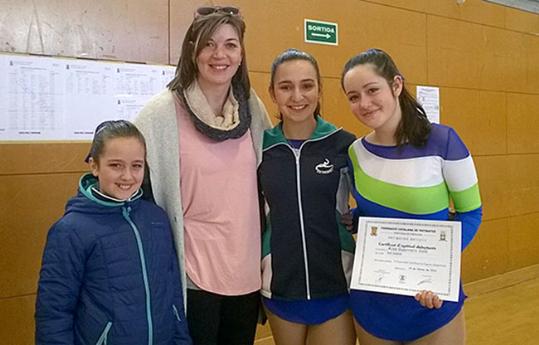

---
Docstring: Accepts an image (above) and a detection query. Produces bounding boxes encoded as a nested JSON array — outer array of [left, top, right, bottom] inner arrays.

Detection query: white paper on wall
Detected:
[[0, 53, 176, 141], [0, 55, 8, 139], [416, 85, 440, 124], [3, 55, 65, 140], [64, 60, 116, 139]]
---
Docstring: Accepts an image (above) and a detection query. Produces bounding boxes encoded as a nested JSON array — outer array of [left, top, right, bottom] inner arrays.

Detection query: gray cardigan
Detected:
[[134, 88, 271, 301]]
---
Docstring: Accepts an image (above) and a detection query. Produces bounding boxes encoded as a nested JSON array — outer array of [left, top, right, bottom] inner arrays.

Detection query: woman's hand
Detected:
[[341, 210, 354, 232], [415, 290, 443, 309]]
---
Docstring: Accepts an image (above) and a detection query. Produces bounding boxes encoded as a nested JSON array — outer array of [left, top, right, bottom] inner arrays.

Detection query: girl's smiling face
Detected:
[[270, 59, 320, 126], [343, 63, 403, 135], [90, 137, 145, 200]]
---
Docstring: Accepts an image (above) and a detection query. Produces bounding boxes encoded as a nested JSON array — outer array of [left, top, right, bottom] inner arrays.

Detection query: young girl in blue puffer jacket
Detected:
[[35, 120, 192, 345]]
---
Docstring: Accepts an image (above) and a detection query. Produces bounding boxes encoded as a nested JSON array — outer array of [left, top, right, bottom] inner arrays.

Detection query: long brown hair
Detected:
[[341, 48, 430, 146], [167, 11, 250, 100]]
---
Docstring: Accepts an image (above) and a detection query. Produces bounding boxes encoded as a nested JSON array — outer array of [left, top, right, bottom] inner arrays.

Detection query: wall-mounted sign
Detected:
[[304, 19, 338, 46]]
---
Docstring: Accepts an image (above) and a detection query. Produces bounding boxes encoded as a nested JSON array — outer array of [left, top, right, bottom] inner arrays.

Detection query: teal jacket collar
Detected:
[[263, 116, 340, 149], [79, 173, 143, 207]]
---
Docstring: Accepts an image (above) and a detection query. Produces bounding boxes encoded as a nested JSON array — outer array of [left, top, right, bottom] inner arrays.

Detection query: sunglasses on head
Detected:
[[195, 6, 241, 17]]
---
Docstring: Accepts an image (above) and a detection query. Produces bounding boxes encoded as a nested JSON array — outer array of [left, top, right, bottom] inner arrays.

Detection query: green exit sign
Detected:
[[304, 19, 338, 46]]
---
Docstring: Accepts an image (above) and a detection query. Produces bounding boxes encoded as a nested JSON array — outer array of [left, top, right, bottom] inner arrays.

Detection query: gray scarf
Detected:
[[179, 81, 251, 142]]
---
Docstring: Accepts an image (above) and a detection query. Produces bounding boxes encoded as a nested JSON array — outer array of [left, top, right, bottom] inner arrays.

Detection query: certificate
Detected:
[[350, 217, 461, 302]]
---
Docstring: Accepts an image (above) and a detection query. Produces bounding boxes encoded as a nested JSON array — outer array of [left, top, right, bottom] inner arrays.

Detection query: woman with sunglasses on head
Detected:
[[341, 48, 482, 345], [258, 48, 357, 345], [135, 6, 271, 345]]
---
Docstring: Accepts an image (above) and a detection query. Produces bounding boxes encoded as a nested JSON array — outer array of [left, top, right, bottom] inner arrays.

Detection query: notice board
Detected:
[[0, 53, 176, 141]]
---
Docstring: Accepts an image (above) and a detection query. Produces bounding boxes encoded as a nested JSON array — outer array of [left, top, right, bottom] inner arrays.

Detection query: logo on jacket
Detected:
[[315, 158, 334, 174]]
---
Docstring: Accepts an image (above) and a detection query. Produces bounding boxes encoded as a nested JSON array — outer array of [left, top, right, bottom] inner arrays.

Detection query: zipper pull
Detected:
[[123, 206, 132, 216]]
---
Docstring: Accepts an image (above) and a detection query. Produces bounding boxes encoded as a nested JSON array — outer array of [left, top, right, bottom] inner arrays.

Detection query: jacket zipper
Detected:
[[265, 130, 341, 300], [292, 144, 311, 300], [96, 321, 112, 345], [123, 206, 153, 345], [172, 304, 181, 321]]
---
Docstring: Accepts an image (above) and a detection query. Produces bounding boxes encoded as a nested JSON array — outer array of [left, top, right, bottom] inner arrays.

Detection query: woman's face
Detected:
[[196, 23, 242, 90], [90, 137, 145, 200], [270, 59, 320, 125], [342, 64, 402, 134]]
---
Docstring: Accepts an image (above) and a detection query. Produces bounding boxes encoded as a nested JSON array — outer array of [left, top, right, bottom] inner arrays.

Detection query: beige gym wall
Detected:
[[1, 0, 538, 343]]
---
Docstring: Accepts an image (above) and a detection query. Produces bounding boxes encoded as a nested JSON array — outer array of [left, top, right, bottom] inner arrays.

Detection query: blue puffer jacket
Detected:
[[35, 173, 192, 345]]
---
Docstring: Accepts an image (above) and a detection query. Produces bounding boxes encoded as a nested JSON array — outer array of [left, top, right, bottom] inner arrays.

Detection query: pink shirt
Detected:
[[176, 97, 261, 295]]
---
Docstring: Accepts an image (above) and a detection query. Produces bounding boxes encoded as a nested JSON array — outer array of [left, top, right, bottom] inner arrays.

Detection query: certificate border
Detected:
[[352, 217, 461, 300]]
